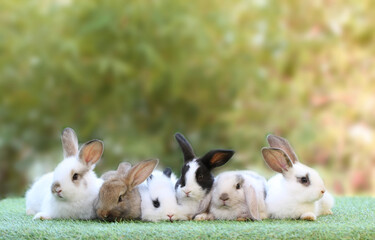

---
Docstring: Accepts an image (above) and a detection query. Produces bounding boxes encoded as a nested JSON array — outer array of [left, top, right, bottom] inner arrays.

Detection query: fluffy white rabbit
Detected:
[[141, 168, 188, 222], [261, 134, 334, 221], [25, 128, 104, 220], [195, 171, 267, 221]]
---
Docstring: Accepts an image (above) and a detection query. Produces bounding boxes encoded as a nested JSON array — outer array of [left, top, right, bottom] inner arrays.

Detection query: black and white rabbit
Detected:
[[174, 133, 234, 219]]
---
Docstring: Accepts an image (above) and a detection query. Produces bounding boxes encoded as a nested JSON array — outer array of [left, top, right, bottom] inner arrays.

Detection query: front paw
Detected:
[[33, 212, 52, 220], [301, 212, 316, 221], [322, 209, 333, 215], [194, 213, 214, 221]]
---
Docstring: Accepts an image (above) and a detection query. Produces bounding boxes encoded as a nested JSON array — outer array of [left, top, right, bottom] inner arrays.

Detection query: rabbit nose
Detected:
[[100, 210, 109, 218], [220, 193, 229, 201], [167, 214, 174, 218], [183, 190, 191, 196], [51, 182, 61, 194], [321, 190, 325, 194]]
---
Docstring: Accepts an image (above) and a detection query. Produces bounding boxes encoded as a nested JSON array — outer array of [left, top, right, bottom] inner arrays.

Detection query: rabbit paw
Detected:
[[194, 213, 214, 221], [33, 212, 52, 220], [301, 212, 316, 221]]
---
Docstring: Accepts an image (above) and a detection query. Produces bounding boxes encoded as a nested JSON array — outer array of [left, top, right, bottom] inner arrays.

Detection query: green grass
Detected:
[[0, 197, 374, 240]]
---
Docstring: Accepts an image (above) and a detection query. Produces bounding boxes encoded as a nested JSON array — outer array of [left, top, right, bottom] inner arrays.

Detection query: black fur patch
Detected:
[[175, 164, 190, 189], [195, 160, 214, 192], [163, 168, 172, 178]]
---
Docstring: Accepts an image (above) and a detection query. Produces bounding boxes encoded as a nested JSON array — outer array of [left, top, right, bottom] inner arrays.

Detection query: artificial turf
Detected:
[[0, 197, 374, 240]]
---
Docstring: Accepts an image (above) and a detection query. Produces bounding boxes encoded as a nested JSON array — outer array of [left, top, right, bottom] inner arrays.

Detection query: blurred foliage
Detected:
[[0, 0, 374, 198]]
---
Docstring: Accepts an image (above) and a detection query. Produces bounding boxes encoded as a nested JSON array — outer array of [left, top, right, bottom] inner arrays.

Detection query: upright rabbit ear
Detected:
[[261, 147, 293, 173], [163, 167, 172, 178], [117, 162, 132, 175], [79, 140, 104, 168], [124, 159, 159, 190], [61, 128, 79, 158], [244, 184, 261, 221], [266, 134, 298, 163], [175, 133, 196, 162], [200, 150, 235, 170]]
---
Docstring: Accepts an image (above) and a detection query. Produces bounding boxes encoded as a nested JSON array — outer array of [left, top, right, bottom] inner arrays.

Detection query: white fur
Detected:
[[266, 162, 332, 220], [175, 161, 207, 219], [26, 156, 103, 220], [141, 170, 188, 222], [209, 171, 267, 220]]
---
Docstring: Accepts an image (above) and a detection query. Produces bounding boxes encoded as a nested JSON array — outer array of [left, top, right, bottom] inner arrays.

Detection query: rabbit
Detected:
[[25, 127, 104, 220], [141, 168, 189, 222], [261, 134, 334, 221], [194, 171, 267, 221], [174, 133, 235, 219], [95, 159, 159, 221]]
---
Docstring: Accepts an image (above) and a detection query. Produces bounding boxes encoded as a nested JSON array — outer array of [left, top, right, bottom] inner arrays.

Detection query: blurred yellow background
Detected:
[[0, 0, 374, 199]]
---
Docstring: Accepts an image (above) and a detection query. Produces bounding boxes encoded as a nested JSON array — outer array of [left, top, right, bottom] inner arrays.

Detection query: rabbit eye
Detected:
[[297, 174, 310, 186], [197, 174, 203, 181], [118, 195, 123, 203], [236, 183, 241, 189], [152, 198, 160, 208], [72, 173, 79, 181]]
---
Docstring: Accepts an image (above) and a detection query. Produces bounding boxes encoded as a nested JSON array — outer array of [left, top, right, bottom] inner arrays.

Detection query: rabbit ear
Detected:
[[61, 128, 79, 158], [175, 133, 196, 162], [244, 184, 261, 221], [163, 167, 172, 178], [196, 190, 212, 215], [124, 159, 159, 190], [117, 162, 132, 175], [200, 150, 235, 169], [262, 147, 293, 173], [266, 134, 298, 163], [78, 140, 104, 168]]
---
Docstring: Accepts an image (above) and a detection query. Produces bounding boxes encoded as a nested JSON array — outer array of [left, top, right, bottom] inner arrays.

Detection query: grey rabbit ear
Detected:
[[117, 162, 132, 175], [61, 127, 79, 158], [163, 168, 172, 178], [125, 159, 159, 190], [175, 133, 196, 162], [266, 134, 298, 163], [262, 147, 293, 173], [195, 190, 212, 217], [244, 184, 261, 221]]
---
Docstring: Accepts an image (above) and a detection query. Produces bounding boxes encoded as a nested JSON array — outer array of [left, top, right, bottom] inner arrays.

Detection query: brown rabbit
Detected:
[[95, 159, 158, 221]]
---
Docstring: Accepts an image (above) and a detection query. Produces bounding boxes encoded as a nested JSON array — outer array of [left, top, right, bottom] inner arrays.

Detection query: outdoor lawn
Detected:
[[0, 197, 374, 240]]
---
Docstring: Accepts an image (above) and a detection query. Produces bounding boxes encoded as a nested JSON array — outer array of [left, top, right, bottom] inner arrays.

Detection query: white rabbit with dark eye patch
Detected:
[[25, 128, 104, 220], [174, 133, 235, 219], [141, 168, 188, 222], [261, 134, 334, 221], [195, 171, 268, 221]]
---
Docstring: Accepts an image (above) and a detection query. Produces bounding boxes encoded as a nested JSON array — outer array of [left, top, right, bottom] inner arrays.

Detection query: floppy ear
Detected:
[[200, 150, 235, 169], [61, 127, 79, 158], [244, 184, 261, 221], [124, 159, 159, 190], [196, 190, 212, 216], [261, 147, 293, 173], [266, 134, 298, 163], [175, 133, 196, 162], [79, 140, 104, 168]]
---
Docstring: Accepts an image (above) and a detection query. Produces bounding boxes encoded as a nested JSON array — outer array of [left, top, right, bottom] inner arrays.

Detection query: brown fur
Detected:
[[95, 159, 158, 221]]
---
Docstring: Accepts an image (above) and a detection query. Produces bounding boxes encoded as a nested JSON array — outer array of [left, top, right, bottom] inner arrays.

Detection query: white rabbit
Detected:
[[140, 168, 188, 222], [25, 128, 104, 220], [261, 134, 334, 221], [195, 171, 267, 221], [174, 133, 234, 219]]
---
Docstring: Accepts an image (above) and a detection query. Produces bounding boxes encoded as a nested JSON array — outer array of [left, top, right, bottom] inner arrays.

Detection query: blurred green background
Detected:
[[1, 0, 374, 199]]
